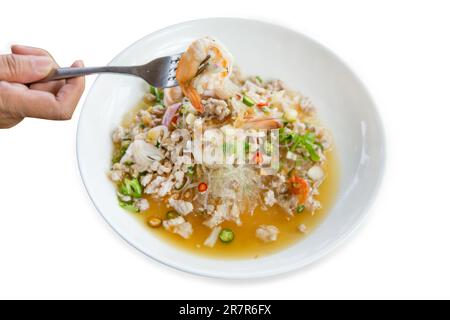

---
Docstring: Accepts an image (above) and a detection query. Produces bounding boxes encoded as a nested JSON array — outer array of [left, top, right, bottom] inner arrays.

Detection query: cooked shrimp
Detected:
[[176, 37, 237, 113], [163, 86, 183, 106]]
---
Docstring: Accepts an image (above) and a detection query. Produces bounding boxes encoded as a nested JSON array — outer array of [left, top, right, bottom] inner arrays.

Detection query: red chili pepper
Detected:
[[253, 152, 263, 165], [171, 115, 179, 124], [198, 182, 208, 193], [288, 175, 309, 204], [257, 102, 268, 107]]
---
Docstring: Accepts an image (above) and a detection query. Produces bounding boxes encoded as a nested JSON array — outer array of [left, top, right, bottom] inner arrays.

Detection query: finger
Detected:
[[0, 113, 24, 129], [0, 54, 53, 83], [54, 60, 85, 119], [29, 80, 66, 95], [11, 45, 65, 94], [0, 81, 55, 119], [0, 60, 85, 120], [11, 45, 55, 60]]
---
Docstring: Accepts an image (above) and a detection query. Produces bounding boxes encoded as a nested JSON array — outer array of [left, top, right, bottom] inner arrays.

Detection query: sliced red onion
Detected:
[[162, 103, 182, 127]]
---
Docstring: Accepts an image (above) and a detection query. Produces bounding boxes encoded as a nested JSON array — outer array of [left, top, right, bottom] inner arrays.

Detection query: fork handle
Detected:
[[39, 66, 137, 83]]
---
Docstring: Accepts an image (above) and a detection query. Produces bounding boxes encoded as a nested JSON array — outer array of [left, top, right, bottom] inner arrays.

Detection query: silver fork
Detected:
[[38, 53, 183, 88]]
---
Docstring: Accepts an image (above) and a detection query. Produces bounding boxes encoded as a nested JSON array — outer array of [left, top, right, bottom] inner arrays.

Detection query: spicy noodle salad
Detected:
[[108, 37, 332, 247]]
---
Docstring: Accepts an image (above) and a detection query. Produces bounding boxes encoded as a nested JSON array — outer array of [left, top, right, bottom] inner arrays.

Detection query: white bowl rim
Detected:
[[76, 17, 386, 279]]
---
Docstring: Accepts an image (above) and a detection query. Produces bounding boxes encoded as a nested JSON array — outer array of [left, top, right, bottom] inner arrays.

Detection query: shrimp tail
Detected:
[[182, 85, 204, 113], [237, 116, 283, 130]]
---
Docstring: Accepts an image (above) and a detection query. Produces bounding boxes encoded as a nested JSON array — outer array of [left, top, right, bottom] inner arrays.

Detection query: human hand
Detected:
[[0, 45, 85, 128]]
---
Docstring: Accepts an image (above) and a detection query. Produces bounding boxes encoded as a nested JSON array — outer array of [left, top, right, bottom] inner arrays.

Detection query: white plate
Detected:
[[77, 18, 385, 279]]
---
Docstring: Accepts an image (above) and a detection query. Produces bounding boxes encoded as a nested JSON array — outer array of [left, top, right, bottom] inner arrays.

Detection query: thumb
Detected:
[[0, 54, 54, 83]]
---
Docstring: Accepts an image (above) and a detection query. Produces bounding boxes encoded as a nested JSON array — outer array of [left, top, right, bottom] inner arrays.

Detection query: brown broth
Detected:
[[136, 148, 339, 259]]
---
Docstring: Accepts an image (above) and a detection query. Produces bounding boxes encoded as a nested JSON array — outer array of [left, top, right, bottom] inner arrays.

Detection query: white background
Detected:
[[0, 0, 449, 300]]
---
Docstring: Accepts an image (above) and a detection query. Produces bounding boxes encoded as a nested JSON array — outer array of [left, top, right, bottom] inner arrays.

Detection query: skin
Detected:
[[0, 45, 85, 129]]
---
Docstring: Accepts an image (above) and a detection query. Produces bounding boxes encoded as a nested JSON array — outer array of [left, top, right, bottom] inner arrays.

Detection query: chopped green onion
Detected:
[[290, 135, 303, 151], [119, 201, 138, 213], [129, 178, 143, 198], [283, 131, 321, 162], [219, 228, 235, 243], [179, 104, 189, 114], [222, 142, 236, 155], [112, 150, 125, 164], [315, 141, 324, 150], [119, 180, 132, 196], [112, 140, 131, 163], [119, 178, 142, 198], [150, 85, 164, 103], [295, 205, 305, 214], [186, 165, 195, 177], [121, 140, 131, 149], [175, 179, 187, 191], [305, 143, 320, 162], [242, 95, 255, 107], [255, 76, 263, 84], [244, 141, 250, 154], [166, 211, 179, 220], [262, 106, 271, 114], [264, 141, 273, 155]]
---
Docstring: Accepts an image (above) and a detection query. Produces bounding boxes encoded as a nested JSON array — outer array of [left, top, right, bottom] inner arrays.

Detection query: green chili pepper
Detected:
[[242, 95, 255, 107], [219, 228, 235, 243], [166, 211, 179, 220], [295, 205, 305, 214]]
